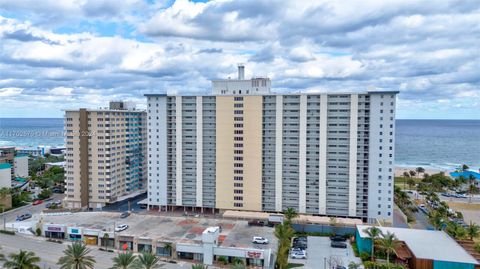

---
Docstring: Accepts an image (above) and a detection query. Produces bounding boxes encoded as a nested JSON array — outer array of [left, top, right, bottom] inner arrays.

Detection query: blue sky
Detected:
[[0, 0, 479, 119]]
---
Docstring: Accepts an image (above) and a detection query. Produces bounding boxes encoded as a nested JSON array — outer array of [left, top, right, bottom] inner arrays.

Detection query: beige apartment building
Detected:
[[64, 102, 147, 209], [146, 65, 398, 223]]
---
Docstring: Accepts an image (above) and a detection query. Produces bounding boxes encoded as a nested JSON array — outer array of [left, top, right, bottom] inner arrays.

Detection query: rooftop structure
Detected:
[[356, 225, 478, 268]]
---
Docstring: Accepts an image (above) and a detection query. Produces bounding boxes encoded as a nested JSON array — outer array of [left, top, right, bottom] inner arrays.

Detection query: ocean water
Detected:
[[0, 118, 479, 170], [395, 120, 480, 170], [0, 118, 64, 148]]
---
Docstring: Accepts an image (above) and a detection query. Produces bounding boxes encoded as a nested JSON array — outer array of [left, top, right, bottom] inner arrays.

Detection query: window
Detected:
[[234, 110, 243, 115], [234, 203, 243, 207], [234, 97, 243, 101]]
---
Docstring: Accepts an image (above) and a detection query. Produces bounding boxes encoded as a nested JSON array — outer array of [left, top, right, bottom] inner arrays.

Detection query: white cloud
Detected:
[[0, 0, 478, 118]]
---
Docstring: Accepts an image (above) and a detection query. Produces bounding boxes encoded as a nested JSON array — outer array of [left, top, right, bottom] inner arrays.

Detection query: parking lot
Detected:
[[288, 237, 361, 269]]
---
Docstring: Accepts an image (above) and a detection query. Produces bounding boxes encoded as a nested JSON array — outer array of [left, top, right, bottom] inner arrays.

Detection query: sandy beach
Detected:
[[394, 166, 447, 178]]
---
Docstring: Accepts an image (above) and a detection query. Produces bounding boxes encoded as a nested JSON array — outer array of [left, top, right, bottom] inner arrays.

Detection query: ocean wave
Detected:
[[0, 140, 15, 146]]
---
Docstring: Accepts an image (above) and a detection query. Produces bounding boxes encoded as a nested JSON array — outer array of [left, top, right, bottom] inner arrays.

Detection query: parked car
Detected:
[[139, 204, 147, 209], [293, 243, 307, 250], [248, 220, 265, 227], [32, 200, 43, 205], [115, 224, 129, 232], [252, 236, 269, 244], [290, 250, 307, 259], [330, 235, 346, 242], [52, 187, 63, 194], [331, 242, 347, 249], [120, 212, 130, 218], [336, 266, 347, 269], [16, 213, 32, 221]]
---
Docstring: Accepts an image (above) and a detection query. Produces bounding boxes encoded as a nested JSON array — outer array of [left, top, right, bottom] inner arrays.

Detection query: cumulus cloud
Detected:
[[0, 0, 478, 118]]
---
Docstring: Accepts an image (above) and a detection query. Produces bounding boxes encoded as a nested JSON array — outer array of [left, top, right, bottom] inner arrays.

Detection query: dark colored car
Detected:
[[52, 188, 64, 194], [331, 242, 347, 249], [16, 213, 32, 221], [330, 235, 347, 242], [139, 204, 147, 209], [248, 220, 265, 227]]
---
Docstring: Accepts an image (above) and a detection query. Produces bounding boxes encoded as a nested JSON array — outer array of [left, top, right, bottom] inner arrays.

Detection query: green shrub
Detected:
[[0, 229, 15, 235], [474, 243, 480, 253], [217, 256, 228, 265], [359, 252, 370, 262], [35, 227, 42, 236]]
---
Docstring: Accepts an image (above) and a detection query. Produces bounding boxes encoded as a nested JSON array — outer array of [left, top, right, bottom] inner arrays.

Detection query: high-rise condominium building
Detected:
[[64, 101, 147, 209], [146, 65, 398, 223]]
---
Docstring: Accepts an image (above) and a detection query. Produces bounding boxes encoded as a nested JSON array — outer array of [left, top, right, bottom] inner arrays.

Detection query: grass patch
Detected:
[[287, 263, 304, 268]]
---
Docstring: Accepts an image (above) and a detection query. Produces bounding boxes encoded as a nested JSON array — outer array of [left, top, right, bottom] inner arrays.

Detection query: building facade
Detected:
[[64, 102, 147, 209], [146, 67, 398, 222]]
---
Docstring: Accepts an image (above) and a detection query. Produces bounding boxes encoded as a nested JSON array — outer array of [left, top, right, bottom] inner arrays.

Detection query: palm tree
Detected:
[[466, 221, 480, 240], [428, 210, 444, 230], [274, 223, 295, 269], [363, 226, 381, 261], [191, 265, 207, 269], [3, 250, 41, 269], [57, 242, 96, 269], [446, 222, 466, 239], [103, 233, 110, 252], [283, 207, 298, 223], [409, 170, 416, 178], [462, 164, 469, 171], [416, 167, 425, 178], [403, 171, 410, 178], [407, 178, 416, 190], [162, 243, 172, 258], [111, 252, 137, 269], [133, 252, 163, 269], [378, 231, 401, 265], [468, 183, 479, 203]]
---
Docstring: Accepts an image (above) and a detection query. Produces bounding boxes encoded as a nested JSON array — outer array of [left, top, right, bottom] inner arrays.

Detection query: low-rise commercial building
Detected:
[[356, 225, 478, 269], [34, 212, 275, 268]]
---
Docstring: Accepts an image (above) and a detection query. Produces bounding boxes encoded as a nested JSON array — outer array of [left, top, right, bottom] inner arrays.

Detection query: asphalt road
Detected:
[[0, 194, 65, 224], [0, 233, 217, 269], [392, 207, 409, 228]]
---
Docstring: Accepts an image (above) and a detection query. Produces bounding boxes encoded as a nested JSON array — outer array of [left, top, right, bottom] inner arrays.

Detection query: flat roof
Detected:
[[357, 225, 478, 264], [143, 90, 399, 97], [0, 163, 11, 169], [40, 212, 277, 248], [63, 109, 145, 113]]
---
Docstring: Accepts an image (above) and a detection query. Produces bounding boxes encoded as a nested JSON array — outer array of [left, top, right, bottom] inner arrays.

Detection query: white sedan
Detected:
[[115, 224, 129, 232]]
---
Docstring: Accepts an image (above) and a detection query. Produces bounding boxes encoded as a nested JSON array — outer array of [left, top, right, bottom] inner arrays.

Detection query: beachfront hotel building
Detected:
[[63, 102, 147, 209], [145, 65, 398, 223]]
